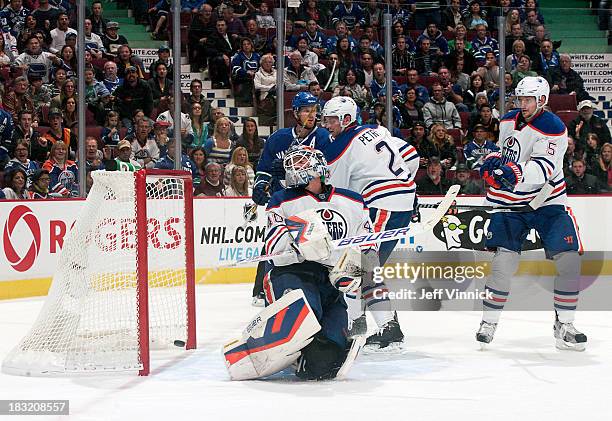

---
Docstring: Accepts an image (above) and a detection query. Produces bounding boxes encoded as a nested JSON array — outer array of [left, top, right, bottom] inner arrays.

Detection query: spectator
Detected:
[[521, 8, 542, 39], [299, 19, 327, 58], [464, 73, 486, 111], [471, 24, 499, 68], [102, 60, 122, 94], [14, 35, 60, 83], [223, 145, 255, 187], [413, 38, 441, 76], [113, 66, 154, 129], [415, 123, 439, 167], [103, 139, 141, 171], [253, 54, 276, 122], [405, 68, 430, 104], [50, 77, 77, 110], [2, 167, 28, 199], [42, 141, 78, 197], [188, 102, 209, 150], [206, 108, 238, 140], [235, 117, 264, 166], [566, 158, 603, 194], [204, 116, 234, 166], [505, 22, 535, 58], [205, 19, 236, 89], [184, 79, 212, 122], [295, 37, 324, 74], [49, 12, 75, 54], [84, 67, 111, 123], [115, 45, 145, 79], [392, 36, 414, 76], [363, 25, 386, 57], [28, 72, 51, 114], [462, 0, 488, 30], [4, 140, 39, 186], [505, 39, 526, 72], [222, 6, 246, 39], [84, 18, 105, 58], [417, 22, 449, 56], [195, 162, 224, 196], [129, 118, 160, 169], [443, 0, 463, 32], [535, 39, 559, 74], [102, 21, 128, 56], [224, 165, 252, 197], [27, 169, 52, 199], [334, 68, 369, 108], [464, 124, 500, 169], [0, 29, 16, 64], [546, 54, 591, 102], [42, 107, 77, 153], [84, 136, 104, 171], [151, 120, 171, 155], [511, 55, 537, 88], [567, 100, 611, 146], [284, 50, 317, 91], [453, 162, 484, 194], [232, 37, 261, 106], [563, 136, 583, 177], [423, 82, 461, 130], [157, 97, 193, 148], [100, 110, 121, 147], [148, 0, 171, 40], [88, 1, 108, 36], [469, 103, 500, 140], [61, 96, 77, 128], [504, 8, 522, 36], [528, 25, 550, 62], [147, 61, 172, 111], [190, 147, 207, 182], [0, 0, 30, 37], [355, 51, 375, 89], [325, 21, 356, 56], [438, 66, 468, 112], [155, 137, 198, 180], [33, 0, 61, 32], [255, 1, 276, 29], [589, 143, 612, 191], [335, 36, 357, 73], [188, 4, 216, 72], [331, 0, 365, 30], [389, 0, 413, 28], [447, 24, 473, 52], [450, 57, 471, 93], [244, 19, 267, 55], [417, 157, 452, 195], [447, 37, 477, 75], [407, 121, 428, 156], [370, 62, 399, 100], [363, 0, 383, 28], [428, 123, 457, 169], [0, 107, 15, 166], [148, 46, 173, 80], [399, 86, 424, 125], [584, 133, 601, 165]]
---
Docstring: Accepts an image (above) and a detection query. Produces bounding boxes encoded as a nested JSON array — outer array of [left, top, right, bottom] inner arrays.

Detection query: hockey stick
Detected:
[[417, 180, 556, 213], [220, 185, 460, 267]]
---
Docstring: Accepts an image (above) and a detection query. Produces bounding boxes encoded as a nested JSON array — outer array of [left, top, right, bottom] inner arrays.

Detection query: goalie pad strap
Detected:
[[223, 289, 321, 380]]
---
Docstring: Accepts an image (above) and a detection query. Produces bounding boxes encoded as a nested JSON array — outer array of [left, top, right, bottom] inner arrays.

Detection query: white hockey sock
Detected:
[[346, 290, 365, 322], [362, 281, 394, 327], [482, 248, 518, 324], [553, 251, 581, 323]]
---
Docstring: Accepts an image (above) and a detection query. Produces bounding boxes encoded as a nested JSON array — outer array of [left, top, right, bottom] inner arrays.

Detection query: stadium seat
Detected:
[[399, 128, 411, 139], [447, 128, 463, 145], [415, 168, 427, 182], [420, 75, 439, 90], [556, 110, 580, 126], [548, 94, 578, 113], [283, 108, 296, 128], [459, 112, 470, 130]]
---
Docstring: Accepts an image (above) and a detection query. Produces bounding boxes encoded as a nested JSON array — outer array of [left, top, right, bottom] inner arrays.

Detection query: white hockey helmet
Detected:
[[283, 145, 329, 188], [321, 96, 357, 130], [515, 76, 550, 108]]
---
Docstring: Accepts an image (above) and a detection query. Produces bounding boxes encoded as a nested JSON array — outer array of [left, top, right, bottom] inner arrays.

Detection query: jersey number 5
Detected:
[[375, 141, 403, 176]]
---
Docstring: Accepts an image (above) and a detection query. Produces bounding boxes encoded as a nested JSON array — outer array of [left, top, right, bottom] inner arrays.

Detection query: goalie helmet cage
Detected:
[[2, 169, 196, 377]]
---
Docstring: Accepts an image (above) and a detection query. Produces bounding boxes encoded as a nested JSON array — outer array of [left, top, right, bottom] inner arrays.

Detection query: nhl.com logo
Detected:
[[3, 205, 41, 272]]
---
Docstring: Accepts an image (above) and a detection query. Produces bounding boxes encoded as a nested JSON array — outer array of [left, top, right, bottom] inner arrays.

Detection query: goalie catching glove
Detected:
[[329, 247, 363, 293], [286, 209, 333, 262]]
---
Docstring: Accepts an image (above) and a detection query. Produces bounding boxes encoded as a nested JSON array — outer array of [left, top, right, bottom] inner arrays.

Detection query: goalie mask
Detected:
[[283, 146, 329, 189]]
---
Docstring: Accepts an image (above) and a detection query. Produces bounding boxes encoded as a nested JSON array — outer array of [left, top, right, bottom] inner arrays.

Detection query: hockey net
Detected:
[[2, 170, 196, 376]]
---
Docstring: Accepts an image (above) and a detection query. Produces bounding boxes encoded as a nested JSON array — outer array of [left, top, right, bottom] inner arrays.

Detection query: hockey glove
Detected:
[[270, 158, 285, 182], [286, 210, 333, 262], [252, 179, 271, 206], [479, 152, 503, 177], [329, 248, 363, 293], [483, 162, 523, 191]]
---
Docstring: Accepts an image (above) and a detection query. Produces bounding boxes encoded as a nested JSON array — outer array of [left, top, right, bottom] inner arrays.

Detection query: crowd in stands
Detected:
[[0, 0, 611, 201]]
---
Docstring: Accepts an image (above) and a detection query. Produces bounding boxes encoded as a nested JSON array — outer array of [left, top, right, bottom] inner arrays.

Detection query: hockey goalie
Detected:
[[223, 146, 376, 380]]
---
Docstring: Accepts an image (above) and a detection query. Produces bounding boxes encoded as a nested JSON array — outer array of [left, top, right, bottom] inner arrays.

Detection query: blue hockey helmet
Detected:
[[292, 92, 318, 112]]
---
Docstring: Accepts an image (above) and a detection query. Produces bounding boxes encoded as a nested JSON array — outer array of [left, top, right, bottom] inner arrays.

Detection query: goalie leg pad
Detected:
[[223, 289, 321, 380]]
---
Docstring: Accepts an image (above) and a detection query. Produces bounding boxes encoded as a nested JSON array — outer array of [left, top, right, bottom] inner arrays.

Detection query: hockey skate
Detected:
[[295, 335, 364, 381], [347, 314, 367, 338], [364, 315, 404, 351], [554, 320, 587, 351], [476, 321, 497, 349]]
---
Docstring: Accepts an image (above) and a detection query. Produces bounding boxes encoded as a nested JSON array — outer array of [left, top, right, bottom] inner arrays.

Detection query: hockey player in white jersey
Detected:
[[477, 76, 587, 351], [321, 96, 420, 349], [224, 146, 372, 380]]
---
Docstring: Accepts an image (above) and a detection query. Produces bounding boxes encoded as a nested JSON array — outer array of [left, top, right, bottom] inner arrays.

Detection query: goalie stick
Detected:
[[417, 179, 556, 213], [221, 185, 461, 267]]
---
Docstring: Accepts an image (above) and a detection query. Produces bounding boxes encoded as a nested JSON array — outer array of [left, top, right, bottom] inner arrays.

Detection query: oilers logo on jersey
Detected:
[[317, 208, 348, 240], [501, 135, 521, 164]]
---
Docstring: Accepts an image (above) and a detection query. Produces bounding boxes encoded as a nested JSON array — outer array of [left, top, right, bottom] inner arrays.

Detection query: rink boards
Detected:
[[0, 196, 611, 299]]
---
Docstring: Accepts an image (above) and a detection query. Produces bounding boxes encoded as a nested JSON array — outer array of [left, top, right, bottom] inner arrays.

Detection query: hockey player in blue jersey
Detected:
[[321, 96, 420, 349], [249, 92, 330, 305], [477, 76, 587, 351], [224, 146, 371, 380]]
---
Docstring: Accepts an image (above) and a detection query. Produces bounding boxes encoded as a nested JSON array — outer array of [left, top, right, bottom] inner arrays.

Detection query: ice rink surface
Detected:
[[0, 283, 610, 421]]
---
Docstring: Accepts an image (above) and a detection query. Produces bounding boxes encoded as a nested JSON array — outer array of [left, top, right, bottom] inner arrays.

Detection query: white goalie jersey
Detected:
[[323, 124, 419, 212], [485, 109, 569, 208]]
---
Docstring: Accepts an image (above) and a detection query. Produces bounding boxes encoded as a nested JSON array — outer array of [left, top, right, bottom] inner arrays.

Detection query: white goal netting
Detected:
[[2, 170, 195, 376]]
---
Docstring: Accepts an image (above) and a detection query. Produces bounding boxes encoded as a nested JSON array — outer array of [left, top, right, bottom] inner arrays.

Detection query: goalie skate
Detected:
[[476, 321, 497, 350], [554, 321, 587, 352]]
